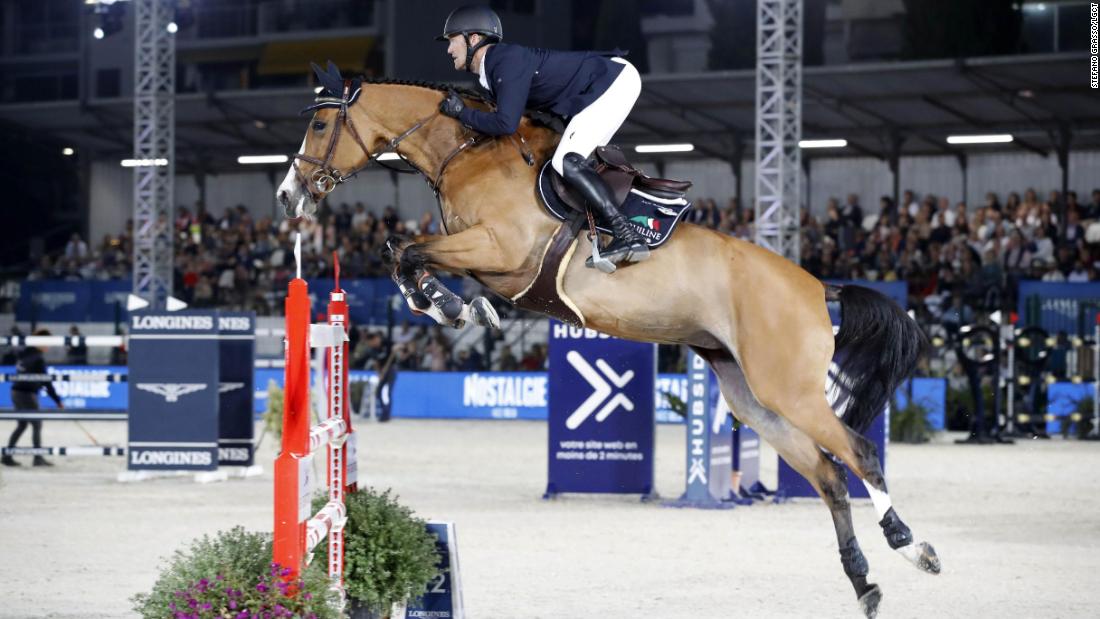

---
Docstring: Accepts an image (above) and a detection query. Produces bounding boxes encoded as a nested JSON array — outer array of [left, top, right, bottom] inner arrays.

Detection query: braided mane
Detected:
[[359, 76, 561, 132], [361, 76, 487, 103]]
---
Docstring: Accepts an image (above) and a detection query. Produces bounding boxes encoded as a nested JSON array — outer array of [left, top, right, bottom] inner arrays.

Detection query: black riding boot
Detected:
[[561, 153, 649, 268]]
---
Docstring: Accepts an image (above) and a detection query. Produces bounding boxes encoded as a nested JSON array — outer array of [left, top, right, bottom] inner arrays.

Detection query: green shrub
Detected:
[[891, 399, 933, 443], [312, 488, 441, 614], [130, 526, 340, 618], [263, 380, 284, 441]]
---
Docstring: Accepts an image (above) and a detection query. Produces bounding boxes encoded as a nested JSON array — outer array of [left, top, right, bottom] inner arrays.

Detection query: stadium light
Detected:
[[634, 143, 694, 153], [62, 147, 75, 156], [799, 139, 847, 149], [93, 27, 105, 39], [166, 22, 178, 34], [946, 134, 1014, 144], [238, 155, 289, 165], [120, 158, 168, 167]]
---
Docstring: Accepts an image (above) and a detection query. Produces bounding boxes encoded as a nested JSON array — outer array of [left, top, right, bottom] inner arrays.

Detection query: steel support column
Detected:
[[132, 0, 175, 308], [754, 0, 802, 264]]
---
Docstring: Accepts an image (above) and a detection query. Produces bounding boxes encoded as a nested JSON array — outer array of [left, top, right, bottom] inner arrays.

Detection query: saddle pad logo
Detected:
[[136, 383, 207, 403], [536, 160, 692, 249], [565, 351, 635, 429]]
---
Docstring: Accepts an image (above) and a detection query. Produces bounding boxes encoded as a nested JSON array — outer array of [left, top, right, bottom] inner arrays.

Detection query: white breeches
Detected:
[[551, 58, 641, 175]]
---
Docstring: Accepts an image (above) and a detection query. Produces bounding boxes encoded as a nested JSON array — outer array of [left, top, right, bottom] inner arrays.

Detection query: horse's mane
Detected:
[[359, 76, 562, 133], [361, 76, 487, 103]]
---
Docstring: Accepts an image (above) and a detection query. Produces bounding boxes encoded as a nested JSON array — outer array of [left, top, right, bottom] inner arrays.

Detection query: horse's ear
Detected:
[[310, 62, 327, 86], [326, 60, 343, 81], [311, 60, 344, 96]]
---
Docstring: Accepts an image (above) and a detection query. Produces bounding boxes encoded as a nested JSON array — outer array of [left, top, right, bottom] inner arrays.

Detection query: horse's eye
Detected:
[[312, 121, 326, 132]]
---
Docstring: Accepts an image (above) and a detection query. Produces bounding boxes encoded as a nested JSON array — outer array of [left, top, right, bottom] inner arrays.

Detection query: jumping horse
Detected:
[[275, 65, 940, 618]]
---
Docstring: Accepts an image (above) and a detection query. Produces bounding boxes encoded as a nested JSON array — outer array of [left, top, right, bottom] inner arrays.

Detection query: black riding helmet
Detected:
[[436, 5, 503, 73]]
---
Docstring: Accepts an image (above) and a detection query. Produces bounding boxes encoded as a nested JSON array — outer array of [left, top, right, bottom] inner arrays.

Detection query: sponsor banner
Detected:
[[89, 280, 132, 322], [1017, 281, 1100, 335], [15, 280, 91, 323], [675, 352, 734, 504], [218, 312, 255, 467], [824, 280, 907, 323], [545, 321, 656, 497], [1046, 381, 1093, 435], [127, 310, 220, 471], [895, 377, 947, 431], [402, 522, 464, 619], [0, 365, 127, 411], [393, 371, 548, 420]]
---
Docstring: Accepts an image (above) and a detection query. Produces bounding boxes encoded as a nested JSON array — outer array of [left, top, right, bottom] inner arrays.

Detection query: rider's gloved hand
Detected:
[[439, 91, 465, 119]]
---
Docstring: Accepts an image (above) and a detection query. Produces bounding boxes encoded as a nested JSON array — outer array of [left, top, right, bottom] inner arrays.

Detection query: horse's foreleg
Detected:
[[389, 227, 509, 330]]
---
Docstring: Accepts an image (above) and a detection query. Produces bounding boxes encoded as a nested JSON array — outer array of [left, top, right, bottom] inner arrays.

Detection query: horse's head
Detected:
[[277, 62, 379, 219]]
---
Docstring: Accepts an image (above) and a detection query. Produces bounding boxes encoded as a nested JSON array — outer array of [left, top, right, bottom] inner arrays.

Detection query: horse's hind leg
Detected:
[[744, 357, 942, 578], [693, 347, 883, 618]]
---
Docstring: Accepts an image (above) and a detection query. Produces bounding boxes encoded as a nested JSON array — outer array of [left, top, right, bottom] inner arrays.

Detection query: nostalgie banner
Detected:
[[544, 321, 657, 498]]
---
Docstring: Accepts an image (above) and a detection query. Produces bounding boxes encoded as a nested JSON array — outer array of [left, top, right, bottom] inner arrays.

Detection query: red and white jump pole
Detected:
[[274, 234, 357, 596]]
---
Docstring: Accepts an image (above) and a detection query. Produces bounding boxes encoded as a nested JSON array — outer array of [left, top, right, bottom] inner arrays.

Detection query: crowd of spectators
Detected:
[[20, 185, 1100, 372], [688, 187, 1100, 325]]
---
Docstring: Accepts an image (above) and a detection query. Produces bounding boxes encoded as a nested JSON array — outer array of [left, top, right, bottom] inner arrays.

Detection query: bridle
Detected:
[[290, 80, 489, 213]]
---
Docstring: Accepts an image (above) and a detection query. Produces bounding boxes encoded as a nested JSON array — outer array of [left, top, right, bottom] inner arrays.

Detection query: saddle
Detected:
[[517, 146, 694, 327], [541, 146, 693, 245]]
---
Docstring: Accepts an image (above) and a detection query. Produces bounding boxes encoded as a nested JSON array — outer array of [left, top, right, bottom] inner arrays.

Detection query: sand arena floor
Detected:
[[1, 418, 1098, 618]]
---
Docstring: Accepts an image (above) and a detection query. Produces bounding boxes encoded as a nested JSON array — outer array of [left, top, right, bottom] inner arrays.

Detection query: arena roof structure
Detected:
[[0, 51, 1094, 174]]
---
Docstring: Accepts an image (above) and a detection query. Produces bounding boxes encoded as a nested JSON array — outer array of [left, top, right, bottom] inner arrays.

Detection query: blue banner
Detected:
[[896, 377, 947, 431], [825, 280, 908, 323], [127, 311, 220, 471], [0, 365, 127, 411], [1046, 381, 1092, 434], [667, 351, 734, 507], [15, 281, 92, 323], [89, 280, 132, 322], [1017, 281, 1100, 335], [404, 522, 464, 619], [217, 313, 255, 466], [545, 321, 656, 497]]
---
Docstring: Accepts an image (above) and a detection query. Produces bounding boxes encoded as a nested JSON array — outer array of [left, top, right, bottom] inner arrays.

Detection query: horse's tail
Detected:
[[830, 284, 927, 434]]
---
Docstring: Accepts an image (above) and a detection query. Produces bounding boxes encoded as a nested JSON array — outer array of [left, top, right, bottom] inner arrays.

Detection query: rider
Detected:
[[436, 5, 649, 267]]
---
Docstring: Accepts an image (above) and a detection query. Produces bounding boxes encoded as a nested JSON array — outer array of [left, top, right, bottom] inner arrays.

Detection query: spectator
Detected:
[[64, 233, 88, 260]]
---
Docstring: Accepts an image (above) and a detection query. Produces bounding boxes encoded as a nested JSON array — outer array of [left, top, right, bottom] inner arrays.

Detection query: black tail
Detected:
[[831, 285, 926, 434]]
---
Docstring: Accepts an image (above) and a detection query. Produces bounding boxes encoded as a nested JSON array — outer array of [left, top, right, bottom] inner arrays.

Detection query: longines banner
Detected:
[[217, 312, 256, 467], [127, 310, 220, 471], [544, 321, 656, 498]]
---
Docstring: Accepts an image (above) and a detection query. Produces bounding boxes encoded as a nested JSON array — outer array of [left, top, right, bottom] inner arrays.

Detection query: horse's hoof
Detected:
[[914, 541, 941, 575], [858, 584, 882, 619], [469, 297, 500, 330]]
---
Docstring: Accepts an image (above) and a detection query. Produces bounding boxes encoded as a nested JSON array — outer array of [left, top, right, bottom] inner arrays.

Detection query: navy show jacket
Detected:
[[457, 43, 626, 136]]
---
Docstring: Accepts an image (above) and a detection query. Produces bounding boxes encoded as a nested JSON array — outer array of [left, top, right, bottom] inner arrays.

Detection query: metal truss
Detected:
[[132, 0, 175, 307], [754, 0, 802, 264]]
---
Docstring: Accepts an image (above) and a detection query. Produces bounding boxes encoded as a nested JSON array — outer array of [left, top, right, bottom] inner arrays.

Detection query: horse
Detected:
[[275, 69, 940, 618]]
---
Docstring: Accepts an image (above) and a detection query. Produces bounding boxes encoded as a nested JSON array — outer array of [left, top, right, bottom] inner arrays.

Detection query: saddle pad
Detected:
[[536, 161, 692, 248]]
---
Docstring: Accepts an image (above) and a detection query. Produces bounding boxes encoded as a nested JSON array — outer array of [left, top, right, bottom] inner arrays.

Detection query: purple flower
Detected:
[[216, 574, 225, 581], [201, 603, 212, 611], [229, 601, 237, 610], [256, 583, 268, 593], [188, 599, 198, 609], [303, 592, 312, 601], [280, 566, 292, 577]]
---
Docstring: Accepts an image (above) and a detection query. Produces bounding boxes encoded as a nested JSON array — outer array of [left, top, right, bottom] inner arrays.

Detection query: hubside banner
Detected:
[[544, 321, 656, 498], [127, 311, 220, 471]]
